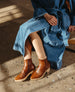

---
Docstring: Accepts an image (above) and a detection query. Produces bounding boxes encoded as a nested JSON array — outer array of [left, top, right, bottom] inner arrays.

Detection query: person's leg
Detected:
[[29, 32, 50, 80], [14, 37, 35, 82], [14, 17, 51, 81], [29, 32, 47, 60], [24, 37, 32, 60]]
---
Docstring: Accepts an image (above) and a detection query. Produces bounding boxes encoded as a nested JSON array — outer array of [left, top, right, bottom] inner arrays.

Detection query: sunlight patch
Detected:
[[0, 5, 23, 24]]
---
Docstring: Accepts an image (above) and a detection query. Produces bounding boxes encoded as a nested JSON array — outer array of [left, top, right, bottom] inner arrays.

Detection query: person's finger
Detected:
[[53, 17, 57, 21], [49, 21, 54, 25], [53, 20, 57, 25], [49, 19, 57, 24], [51, 18, 57, 24], [51, 19, 57, 24], [48, 21, 54, 25], [49, 21, 56, 26], [50, 20, 57, 25]]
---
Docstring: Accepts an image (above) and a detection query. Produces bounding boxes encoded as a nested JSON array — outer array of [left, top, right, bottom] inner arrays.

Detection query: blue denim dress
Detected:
[[13, 0, 75, 69]]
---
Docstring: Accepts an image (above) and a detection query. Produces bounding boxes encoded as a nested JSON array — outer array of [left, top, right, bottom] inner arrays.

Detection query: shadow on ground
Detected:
[[0, 0, 33, 64], [0, 0, 75, 66]]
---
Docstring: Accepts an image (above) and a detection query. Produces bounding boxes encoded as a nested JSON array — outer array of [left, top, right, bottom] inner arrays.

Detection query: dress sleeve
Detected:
[[69, 0, 75, 25], [31, 0, 48, 18]]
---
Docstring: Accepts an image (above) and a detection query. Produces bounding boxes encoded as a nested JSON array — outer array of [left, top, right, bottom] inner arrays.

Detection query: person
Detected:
[[13, 0, 75, 82]]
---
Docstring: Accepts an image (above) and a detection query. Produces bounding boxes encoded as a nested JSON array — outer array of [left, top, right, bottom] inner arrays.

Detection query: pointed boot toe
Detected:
[[30, 58, 50, 80], [14, 59, 35, 82]]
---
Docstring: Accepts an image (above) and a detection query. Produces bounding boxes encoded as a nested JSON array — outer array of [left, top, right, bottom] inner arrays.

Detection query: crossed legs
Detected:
[[14, 30, 75, 81], [14, 31, 50, 82], [24, 32, 47, 60]]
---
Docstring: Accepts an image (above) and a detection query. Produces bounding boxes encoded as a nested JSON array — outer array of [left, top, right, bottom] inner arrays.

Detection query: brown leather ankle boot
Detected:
[[14, 59, 35, 82], [30, 58, 50, 80]]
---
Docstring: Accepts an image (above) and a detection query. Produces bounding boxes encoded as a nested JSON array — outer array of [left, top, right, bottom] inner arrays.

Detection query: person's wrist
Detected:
[[44, 13, 49, 18]]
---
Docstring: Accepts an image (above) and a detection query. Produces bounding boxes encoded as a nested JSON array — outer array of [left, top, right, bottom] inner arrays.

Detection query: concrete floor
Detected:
[[0, 0, 75, 92]]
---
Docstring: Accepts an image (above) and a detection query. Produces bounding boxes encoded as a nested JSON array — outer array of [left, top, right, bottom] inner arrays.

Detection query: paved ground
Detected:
[[0, 0, 75, 92]]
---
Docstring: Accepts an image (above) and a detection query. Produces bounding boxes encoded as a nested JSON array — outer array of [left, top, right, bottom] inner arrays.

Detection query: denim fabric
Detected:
[[68, 0, 75, 25], [13, 0, 73, 69], [13, 14, 70, 69], [31, 0, 75, 25], [13, 18, 50, 56]]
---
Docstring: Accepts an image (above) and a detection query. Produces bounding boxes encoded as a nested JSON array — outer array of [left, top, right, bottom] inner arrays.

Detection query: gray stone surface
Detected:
[[0, 54, 75, 92]]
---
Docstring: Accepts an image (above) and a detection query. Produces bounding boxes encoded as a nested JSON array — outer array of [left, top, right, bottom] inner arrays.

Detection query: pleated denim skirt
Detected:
[[13, 12, 70, 69]]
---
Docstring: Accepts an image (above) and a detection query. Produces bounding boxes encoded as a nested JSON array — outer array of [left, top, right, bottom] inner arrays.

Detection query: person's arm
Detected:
[[31, 0, 57, 26], [31, 0, 48, 18], [44, 13, 57, 26], [68, 0, 75, 32]]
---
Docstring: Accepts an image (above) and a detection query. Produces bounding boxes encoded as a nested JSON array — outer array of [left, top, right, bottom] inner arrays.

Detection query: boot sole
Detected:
[[30, 68, 50, 81], [14, 70, 34, 82]]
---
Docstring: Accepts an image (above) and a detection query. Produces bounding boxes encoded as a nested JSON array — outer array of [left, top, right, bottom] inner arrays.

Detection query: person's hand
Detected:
[[44, 13, 57, 26], [68, 25, 75, 32]]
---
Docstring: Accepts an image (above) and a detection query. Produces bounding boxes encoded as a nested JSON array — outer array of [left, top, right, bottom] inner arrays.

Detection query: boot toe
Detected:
[[14, 74, 22, 80], [30, 72, 38, 80]]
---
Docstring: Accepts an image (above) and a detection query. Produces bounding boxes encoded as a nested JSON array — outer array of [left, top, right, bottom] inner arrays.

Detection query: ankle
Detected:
[[38, 57, 47, 61], [39, 58, 47, 67], [24, 58, 32, 64], [39, 58, 50, 67]]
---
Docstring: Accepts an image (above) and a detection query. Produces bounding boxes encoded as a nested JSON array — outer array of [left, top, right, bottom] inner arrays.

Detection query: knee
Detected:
[[19, 23, 27, 30], [20, 21, 30, 31], [29, 32, 38, 39]]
